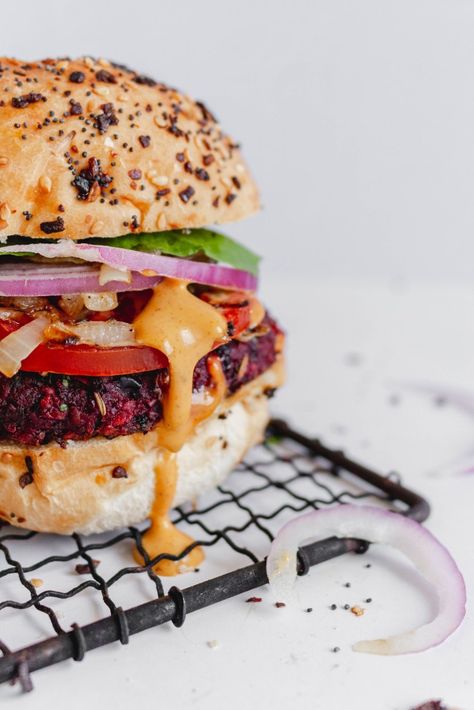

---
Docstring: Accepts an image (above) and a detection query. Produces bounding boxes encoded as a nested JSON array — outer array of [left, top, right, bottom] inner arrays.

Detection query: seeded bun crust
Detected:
[[0, 364, 282, 535], [0, 57, 259, 240]]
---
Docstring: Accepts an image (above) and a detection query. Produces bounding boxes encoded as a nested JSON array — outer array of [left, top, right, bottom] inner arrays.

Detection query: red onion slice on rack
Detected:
[[266, 504, 466, 655]]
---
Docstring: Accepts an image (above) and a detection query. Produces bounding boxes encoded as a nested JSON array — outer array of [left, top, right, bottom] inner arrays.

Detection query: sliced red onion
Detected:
[[267, 505, 466, 655], [0, 240, 258, 292], [0, 261, 161, 297]]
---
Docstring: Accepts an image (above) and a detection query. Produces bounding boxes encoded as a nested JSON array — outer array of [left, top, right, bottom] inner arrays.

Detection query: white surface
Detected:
[[3, 0, 474, 281], [2, 275, 473, 710], [1, 2, 473, 707]]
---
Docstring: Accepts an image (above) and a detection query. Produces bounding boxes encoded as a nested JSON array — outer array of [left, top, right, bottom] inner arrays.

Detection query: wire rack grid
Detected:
[[0, 418, 429, 692]]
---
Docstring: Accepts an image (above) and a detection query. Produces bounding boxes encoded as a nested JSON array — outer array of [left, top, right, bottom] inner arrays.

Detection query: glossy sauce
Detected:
[[132, 279, 228, 574]]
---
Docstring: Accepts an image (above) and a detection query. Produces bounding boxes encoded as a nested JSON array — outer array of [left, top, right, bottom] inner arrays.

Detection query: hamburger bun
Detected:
[[0, 57, 259, 240], [0, 363, 281, 535]]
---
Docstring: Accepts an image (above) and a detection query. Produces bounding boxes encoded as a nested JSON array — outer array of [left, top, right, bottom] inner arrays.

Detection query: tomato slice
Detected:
[[0, 293, 253, 376], [20, 343, 169, 376]]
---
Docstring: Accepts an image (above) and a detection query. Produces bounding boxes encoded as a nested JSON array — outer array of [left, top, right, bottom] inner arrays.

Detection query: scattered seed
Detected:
[[39, 175, 52, 193], [30, 578, 43, 588], [207, 640, 220, 649], [156, 213, 167, 230], [75, 560, 100, 575], [330, 604, 337, 610], [351, 606, 365, 617], [365, 598, 372, 603], [94, 392, 107, 416], [332, 646, 340, 653], [344, 582, 351, 588], [0, 203, 10, 223], [305, 607, 313, 613], [343, 604, 350, 610]]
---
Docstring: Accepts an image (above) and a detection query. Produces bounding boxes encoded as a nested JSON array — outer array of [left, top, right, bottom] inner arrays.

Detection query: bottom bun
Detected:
[[0, 363, 281, 535]]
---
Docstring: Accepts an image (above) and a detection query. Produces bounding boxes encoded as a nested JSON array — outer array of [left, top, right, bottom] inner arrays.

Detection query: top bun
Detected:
[[0, 57, 260, 240]]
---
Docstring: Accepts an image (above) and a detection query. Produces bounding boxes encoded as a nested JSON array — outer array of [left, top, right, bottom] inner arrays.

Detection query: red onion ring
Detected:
[[0, 262, 161, 297], [267, 505, 466, 655], [0, 240, 258, 292]]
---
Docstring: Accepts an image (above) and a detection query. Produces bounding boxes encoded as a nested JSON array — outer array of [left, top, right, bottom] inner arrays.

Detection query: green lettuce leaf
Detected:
[[87, 229, 260, 276]]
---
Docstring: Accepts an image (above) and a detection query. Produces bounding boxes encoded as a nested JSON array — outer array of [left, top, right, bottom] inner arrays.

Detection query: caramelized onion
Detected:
[[50, 319, 135, 347], [0, 316, 49, 377], [82, 292, 118, 312]]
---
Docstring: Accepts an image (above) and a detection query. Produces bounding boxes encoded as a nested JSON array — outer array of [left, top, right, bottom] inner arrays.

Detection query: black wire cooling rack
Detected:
[[0, 418, 429, 693]]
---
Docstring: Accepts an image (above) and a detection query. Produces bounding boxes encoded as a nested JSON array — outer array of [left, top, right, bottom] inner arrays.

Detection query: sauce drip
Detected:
[[134, 451, 204, 575], [134, 279, 227, 451], [132, 280, 228, 574], [133, 357, 226, 574]]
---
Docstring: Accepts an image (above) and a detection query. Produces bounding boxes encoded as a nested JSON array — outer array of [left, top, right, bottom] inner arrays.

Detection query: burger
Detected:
[[0, 57, 284, 574]]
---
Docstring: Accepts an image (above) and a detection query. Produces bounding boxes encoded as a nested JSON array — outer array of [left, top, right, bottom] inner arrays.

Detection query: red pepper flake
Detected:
[[411, 702, 446, 710], [275, 602, 286, 608], [195, 167, 210, 181], [72, 157, 112, 200], [75, 560, 101, 574], [176, 152, 185, 162], [128, 168, 142, 180], [132, 74, 156, 87], [69, 99, 82, 116], [246, 596, 262, 603], [138, 135, 151, 148], [18, 471, 33, 488], [19, 456, 34, 489], [40, 217, 65, 234], [156, 188, 171, 198], [212, 196, 220, 208], [225, 193, 237, 205], [95, 69, 117, 84], [195, 100, 217, 123], [232, 176, 241, 190], [69, 71, 85, 84], [112, 466, 128, 479], [179, 185, 195, 203], [12, 92, 46, 108], [183, 161, 193, 174], [202, 154, 214, 166], [168, 124, 184, 138], [94, 102, 118, 135]]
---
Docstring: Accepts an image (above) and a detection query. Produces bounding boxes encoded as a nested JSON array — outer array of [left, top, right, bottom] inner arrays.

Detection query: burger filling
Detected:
[[0, 229, 284, 573], [0, 313, 280, 446]]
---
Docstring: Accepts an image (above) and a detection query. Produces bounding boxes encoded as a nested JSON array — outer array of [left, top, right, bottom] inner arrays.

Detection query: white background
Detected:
[[1, 2, 474, 709], [3, 0, 474, 282]]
